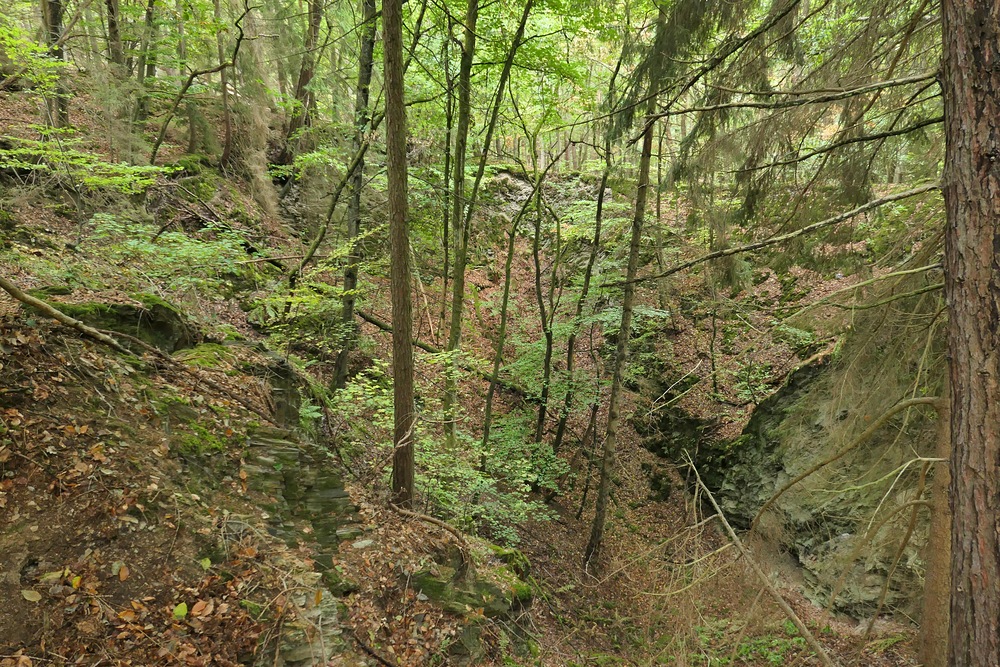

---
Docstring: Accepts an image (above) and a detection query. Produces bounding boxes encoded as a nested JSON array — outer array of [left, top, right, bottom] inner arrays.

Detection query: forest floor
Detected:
[[0, 87, 924, 666]]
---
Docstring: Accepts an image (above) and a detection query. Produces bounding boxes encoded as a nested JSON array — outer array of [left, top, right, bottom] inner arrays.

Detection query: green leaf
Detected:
[[199, 557, 212, 570], [173, 602, 188, 619]]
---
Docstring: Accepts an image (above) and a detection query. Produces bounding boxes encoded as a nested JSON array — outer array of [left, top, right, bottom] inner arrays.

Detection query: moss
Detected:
[[170, 153, 211, 176], [29, 296, 195, 353], [174, 343, 232, 368], [176, 422, 227, 456], [489, 545, 530, 578]]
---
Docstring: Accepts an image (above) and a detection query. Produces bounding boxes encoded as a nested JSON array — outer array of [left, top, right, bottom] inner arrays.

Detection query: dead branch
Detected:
[[389, 503, 471, 570], [623, 184, 940, 287], [686, 455, 838, 667], [0, 276, 132, 355], [750, 396, 941, 531]]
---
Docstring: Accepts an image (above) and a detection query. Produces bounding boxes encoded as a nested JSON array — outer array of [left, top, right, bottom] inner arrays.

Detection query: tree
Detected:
[[384, 0, 415, 507], [334, 0, 378, 390], [942, 1, 1000, 664]]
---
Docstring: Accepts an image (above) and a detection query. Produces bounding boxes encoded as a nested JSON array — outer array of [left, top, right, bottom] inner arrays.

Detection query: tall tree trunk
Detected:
[[552, 145, 608, 453], [441, 0, 479, 444], [176, 0, 198, 153], [278, 0, 323, 164], [919, 395, 951, 667], [383, 0, 414, 507], [439, 20, 455, 344], [41, 0, 69, 127], [443, 0, 532, 443], [215, 0, 234, 167], [105, 0, 124, 66], [133, 0, 157, 122], [585, 4, 665, 563], [531, 186, 556, 443], [584, 114, 652, 564], [334, 0, 378, 390], [551, 49, 624, 454], [942, 1, 1000, 664]]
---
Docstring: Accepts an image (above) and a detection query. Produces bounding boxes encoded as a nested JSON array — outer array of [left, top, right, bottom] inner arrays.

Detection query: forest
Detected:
[[0, 0, 997, 665]]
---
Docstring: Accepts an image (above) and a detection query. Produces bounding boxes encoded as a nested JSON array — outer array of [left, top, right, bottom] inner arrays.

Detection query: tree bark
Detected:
[[443, 0, 532, 444], [133, 0, 158, 122], [584, 110, 651, 564], [383, 0, 415, 507], [942, 2, 1000, 665], [215, 0, 235, 167], [334, 0, 378, 390], [278, 0, 324, 164], [41, 0, 69, 127], [105, 0, 124, 66]]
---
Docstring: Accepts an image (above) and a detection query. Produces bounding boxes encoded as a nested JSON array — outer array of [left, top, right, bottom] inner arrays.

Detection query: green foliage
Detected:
[[89, 213, 250, 295], [0, 20, 65, 91], [0, 132, 173, 194]]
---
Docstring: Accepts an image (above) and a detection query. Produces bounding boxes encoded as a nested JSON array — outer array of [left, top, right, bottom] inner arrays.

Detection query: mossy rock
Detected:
[[33, 293, 197, 353], [27, 285, 72, 297], [488, 545, 530, 578], [405, 567, 515, 619], [321, 568, 359, 596]]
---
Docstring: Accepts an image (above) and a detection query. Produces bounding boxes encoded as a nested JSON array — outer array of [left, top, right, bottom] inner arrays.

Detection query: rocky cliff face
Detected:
[[639, 291, 946, 619]]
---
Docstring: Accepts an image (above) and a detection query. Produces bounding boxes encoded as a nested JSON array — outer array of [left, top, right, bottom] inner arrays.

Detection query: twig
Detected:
[[685, 454, 838, 667], [750, 396, 940, 530], [620, 184, 939, 287], [346, 628, 399, 667]]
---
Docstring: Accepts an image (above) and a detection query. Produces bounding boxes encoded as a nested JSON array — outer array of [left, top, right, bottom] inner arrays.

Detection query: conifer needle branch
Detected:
[[617, 183, 940, 288]]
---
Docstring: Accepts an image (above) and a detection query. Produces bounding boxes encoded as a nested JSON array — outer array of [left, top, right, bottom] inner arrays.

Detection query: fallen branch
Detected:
[[390, 502, 471, 570], [0, 275, 278, 425], [0, 276, 132, 355], [97, 329, 278, 427], [346, 628, 399, 667], [686, 454, 838, 667]]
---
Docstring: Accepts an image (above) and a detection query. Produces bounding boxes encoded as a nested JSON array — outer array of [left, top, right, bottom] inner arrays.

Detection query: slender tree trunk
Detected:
[[443, 0, 532, 443], [383, 0, 414, 507], [439, 21, 455, 344], [105, 0, 124, 66], [41, 0, 69, 127], [585, 6, 665, 562], [176, 0, 198, 153], [531, 186, 554, 442], [552, 146, 608, 453], [942, 2, 1000, 664], [278, 0, 323, 164], [133, 0, 157, 122], [552, 48, 623, 454], [441, 0, 479, 444], [334, 0, 377, 390], [215, 0, 234, 167], [919, 395, 951, 667], [481, 147, 566, 454]]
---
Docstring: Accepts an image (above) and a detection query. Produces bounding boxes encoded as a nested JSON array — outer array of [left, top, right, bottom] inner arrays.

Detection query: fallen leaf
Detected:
[[173, 602, 188, 619], [20, 589, 42, 602], [119, 565, 130, 582]]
